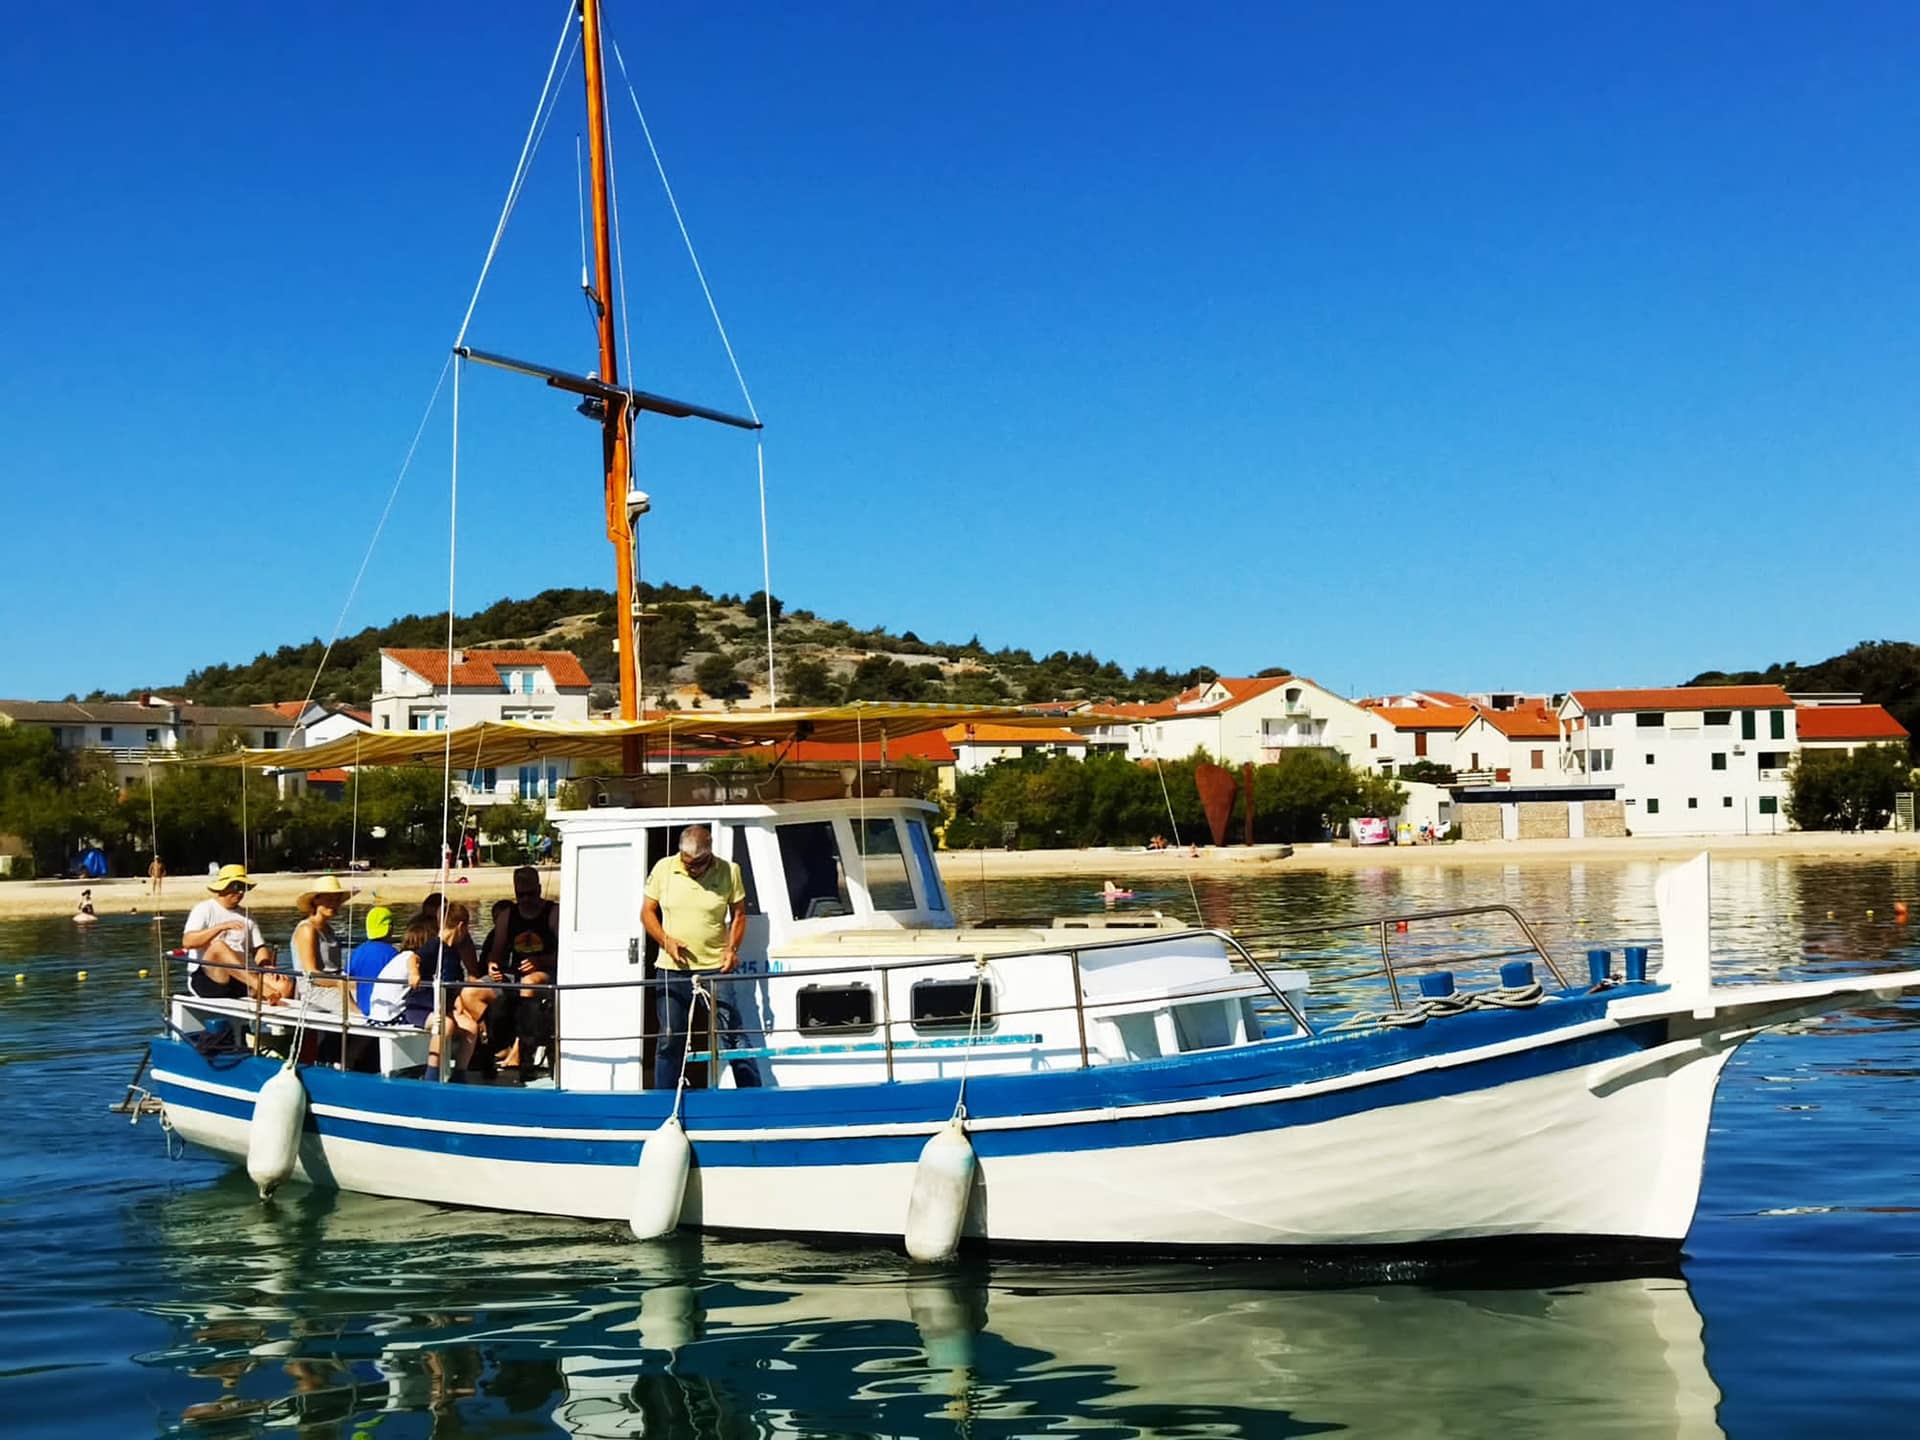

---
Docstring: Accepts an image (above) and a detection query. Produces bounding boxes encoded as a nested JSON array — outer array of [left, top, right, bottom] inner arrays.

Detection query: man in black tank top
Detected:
[[484, 866, 559, 1068]]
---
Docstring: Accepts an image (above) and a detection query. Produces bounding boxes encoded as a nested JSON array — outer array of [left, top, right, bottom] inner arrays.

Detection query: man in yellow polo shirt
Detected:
[[642, 824, 761, 1089]]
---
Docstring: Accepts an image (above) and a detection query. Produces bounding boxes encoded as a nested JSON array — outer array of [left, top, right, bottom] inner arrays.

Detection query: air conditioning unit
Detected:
[[1731, 744, 1745, 755]]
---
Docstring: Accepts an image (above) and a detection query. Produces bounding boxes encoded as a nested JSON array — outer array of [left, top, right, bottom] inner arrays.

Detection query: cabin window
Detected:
[[912, 977, 994, 1030], [778, 821, 852, 919], [905, 818, 947, 912], [855, 818, 917, 911], [727, 828, 763, 914], [796, 983, 875, 1033]]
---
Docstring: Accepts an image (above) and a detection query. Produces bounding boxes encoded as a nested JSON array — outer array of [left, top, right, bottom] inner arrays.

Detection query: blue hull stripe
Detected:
[[151, 998, 1667, 1170]]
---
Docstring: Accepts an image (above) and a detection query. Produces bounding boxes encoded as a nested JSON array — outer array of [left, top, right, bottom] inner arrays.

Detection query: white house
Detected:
[[944, 722, 1087, 776], [1791, 703, 1909, 757], [263, 700, 374, 798], [1363, 699, 1478, 774], [1559, 685, 1797, 836], [1105, 676, 1385, 768], [0, 695, 295, 785], [372, 648, 594, 805], [1452, 702, 1565, 783]]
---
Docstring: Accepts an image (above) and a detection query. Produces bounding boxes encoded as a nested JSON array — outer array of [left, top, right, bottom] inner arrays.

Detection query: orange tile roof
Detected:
[[1104, 675, 1295, 720], [384, 648, 593, 690], [1472, 704, 1562, 739], [1370, 704, 1478, 731], [944, 723, 1088, 746], [788, 732, 958, 764], [1794, 704, 1909, 741], [265, 700, 307, 720], [305, 768, 350, 783], [1417, 690, 1470, 706], [1570, 685, 1794, 712]]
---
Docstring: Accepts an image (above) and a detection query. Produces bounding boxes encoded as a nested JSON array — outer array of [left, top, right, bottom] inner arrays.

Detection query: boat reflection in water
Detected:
[[137, 1183, 1724, 1437]]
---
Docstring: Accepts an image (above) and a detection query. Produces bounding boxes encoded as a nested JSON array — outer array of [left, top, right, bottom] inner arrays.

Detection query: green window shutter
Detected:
[[1741, 711, 1756, 740]]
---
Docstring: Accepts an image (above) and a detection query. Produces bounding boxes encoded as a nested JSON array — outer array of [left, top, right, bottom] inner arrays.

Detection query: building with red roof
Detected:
[[1075, 676, 1387, 770], [1793, 703, 1909, 754]]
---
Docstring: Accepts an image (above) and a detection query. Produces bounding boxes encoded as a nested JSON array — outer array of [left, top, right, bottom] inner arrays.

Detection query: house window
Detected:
[[1530, 749, 1544, 770], [263, 730, 279, 747], [1723, 796, 1733, 808], [911, 978, 994, 1030], [1711, 753, 1726, 771], [1636, 713, 1664, 728], [1414, 732, 1428, 758], [1369, 733, 1378, 749], [1741, 711, 1756, 740], [1645, 753, 1655, 765], [1759, 796, 1779, 816], [1770, 710, 1786, 740], [778, 820, 853, 919], [1593, 713, 1612, 727], [380, 716, 391, 730], [1647, 798, 1661, 815], [1687, 798, 1698, 809], [1758, 752, 1788, 770], [469, 767, 498, 793], [1471, 752, 1480, 770], [100, 727, 113, 742], [408, 709, 446, 732], [1705, 711, 1731, 726], [146, 728, 159, 743], [796, 984, 875, 1033]]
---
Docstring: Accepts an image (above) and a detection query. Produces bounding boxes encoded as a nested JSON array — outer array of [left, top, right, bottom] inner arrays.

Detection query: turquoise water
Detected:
[[2, 856, 1917, 1437]]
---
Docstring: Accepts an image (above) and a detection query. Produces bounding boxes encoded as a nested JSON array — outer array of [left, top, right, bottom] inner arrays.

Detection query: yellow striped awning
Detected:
[[185, 703, 1127, 771]]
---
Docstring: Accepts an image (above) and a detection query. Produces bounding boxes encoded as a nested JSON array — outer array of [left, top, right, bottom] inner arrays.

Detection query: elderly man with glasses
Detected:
[[641, 824, 761, 1091]]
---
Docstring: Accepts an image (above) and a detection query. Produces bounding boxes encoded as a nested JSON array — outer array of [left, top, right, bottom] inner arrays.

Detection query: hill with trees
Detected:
[[1687, 640, 1919, 757], [92, 584, 1229, 711]]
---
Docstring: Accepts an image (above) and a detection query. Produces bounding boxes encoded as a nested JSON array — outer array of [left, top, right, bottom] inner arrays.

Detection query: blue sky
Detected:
[[4, 1, 1916, 702]]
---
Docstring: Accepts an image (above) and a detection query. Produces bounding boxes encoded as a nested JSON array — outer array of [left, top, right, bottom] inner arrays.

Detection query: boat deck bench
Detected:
[[169, 995, 431, 1074]]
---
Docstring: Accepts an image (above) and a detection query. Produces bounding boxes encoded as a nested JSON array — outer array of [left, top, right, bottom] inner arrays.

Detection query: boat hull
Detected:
[[150, 994, 1740, 1250]]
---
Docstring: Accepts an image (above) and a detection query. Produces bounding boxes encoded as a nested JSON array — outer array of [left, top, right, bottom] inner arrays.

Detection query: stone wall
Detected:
[[1517, 802, 1569, 840], [1582, 800, 1627, 838], [1459, 805, 1503, 842]]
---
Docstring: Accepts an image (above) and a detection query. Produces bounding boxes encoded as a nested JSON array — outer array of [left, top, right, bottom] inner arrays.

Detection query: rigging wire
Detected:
[[289, 0, 579, 728], [437, 358, 463, 960], [606, 34, 776, 706]]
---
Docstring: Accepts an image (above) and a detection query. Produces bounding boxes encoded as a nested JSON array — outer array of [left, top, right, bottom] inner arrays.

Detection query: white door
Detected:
[[554, 830, 648, 1092]]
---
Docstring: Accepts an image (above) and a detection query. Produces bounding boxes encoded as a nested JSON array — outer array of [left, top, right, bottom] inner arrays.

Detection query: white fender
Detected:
[[629, 1116, 692, 1241], [905, 1117, 977, 1262], [246, 1066, 307, 1199]]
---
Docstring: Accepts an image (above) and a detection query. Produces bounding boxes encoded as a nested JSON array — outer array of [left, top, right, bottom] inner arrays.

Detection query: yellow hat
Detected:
[[296, 874, 358, 914], [206, 863, 256, 894], [364, 905, 395, 939]]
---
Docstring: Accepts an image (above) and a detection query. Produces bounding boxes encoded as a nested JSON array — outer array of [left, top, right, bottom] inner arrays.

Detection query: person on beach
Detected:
[[73, 889, 97, 923], [181, 865, 289, 1001], [643, 824, 760, 1090], [148, 855, 166, 897]]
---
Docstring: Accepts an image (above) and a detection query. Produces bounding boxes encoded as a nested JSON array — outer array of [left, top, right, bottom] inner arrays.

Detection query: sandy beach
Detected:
[[4, 832, 1918, 919], [0, 867, 531, 921]]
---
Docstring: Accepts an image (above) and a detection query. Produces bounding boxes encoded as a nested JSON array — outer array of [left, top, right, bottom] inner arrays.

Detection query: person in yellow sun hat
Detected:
[[182, 864, 290, 1002]]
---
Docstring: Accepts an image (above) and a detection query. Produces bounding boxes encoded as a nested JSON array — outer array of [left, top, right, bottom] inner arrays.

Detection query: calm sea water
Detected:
[[2, 856, 1917, 1438]]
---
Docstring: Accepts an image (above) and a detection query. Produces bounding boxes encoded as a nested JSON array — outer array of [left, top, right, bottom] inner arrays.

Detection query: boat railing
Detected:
[[1227, 902, 1568, 1009], [159, 905, 1562, 1088], [579, 763, 935, 809]]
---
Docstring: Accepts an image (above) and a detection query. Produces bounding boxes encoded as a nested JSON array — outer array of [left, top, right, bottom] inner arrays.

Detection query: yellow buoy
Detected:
[[138, 968, 149, 978], [76, 970, 88, 981], [1866, 909, 1875, 919], [12, 974, 22, 984], [1827, 911, 1835, 919]]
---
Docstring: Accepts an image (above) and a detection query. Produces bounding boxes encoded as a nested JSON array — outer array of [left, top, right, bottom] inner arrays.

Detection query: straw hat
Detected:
[[206, 863, 256, 894], [296, 875, 358, 914]]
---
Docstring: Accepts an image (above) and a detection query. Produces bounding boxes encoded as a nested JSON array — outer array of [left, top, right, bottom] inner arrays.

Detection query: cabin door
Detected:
[[556, 831, 649, 1092]]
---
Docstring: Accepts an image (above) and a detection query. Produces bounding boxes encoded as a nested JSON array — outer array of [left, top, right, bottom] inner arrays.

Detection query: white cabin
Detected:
[[550, 793, 1297, 1093]]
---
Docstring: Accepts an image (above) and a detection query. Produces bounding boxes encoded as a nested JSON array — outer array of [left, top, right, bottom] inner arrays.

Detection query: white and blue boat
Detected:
[[140, 0, 1920, 1259]]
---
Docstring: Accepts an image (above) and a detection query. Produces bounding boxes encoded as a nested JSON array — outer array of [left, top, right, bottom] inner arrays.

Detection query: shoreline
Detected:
[[932, 831, 1920, 878], [4, 832, 1918, 919]]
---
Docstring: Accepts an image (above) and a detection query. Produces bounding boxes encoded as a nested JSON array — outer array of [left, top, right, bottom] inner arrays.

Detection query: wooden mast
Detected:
[[579, 0, 643, 769]]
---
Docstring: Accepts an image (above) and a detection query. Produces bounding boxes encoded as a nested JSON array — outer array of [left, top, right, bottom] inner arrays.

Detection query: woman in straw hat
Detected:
[[291, 876, 357, 1030]]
